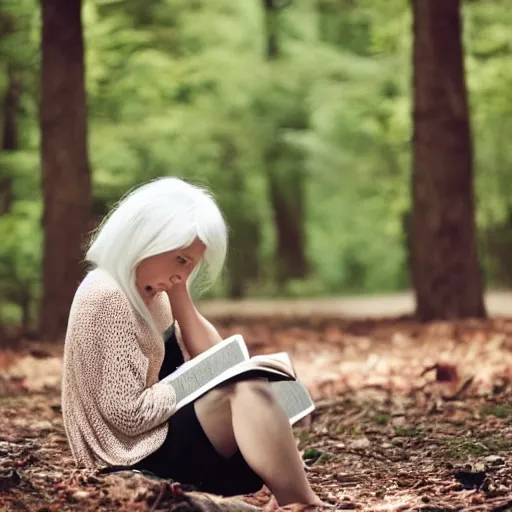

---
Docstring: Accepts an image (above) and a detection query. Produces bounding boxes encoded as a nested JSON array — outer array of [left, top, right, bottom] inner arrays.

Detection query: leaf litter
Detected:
[[2, 315, 512, 511]]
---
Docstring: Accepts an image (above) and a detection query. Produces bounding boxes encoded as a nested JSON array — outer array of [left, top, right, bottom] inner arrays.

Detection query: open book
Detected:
[[161, 335, 315, 425]]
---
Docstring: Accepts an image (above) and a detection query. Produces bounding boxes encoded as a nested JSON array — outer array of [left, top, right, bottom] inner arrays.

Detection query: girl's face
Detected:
[[135, 238, 206, 304]]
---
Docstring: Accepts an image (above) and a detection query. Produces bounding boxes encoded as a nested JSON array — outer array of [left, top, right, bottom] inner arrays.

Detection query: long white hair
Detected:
[[86, 177, 228, 333]]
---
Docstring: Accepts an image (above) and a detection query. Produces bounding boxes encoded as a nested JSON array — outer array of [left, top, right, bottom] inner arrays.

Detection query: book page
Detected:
[[246, 354, 295, 378], [271, 380, 315, 425], [250, 352, 294, 376], [163, 334, 249, 405], [164, 334, 248, 381]]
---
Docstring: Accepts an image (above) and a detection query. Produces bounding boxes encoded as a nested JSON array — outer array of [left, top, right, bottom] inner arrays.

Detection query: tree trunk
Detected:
[[411, 0, 485, 320], [262, 0, 308, 288], [266, 153, 308, 287], [40, 0, 91, 340]]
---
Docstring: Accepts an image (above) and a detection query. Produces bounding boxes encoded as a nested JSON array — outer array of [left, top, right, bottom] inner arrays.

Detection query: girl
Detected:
[[61, 177, 324, 507]]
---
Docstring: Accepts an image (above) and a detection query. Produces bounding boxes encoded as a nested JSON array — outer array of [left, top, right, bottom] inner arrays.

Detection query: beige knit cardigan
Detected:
[[61, 268, 178, 468]]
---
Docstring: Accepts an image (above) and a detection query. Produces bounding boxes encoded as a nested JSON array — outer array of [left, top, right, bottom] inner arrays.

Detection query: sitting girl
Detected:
[[61, 177, 325, 507]]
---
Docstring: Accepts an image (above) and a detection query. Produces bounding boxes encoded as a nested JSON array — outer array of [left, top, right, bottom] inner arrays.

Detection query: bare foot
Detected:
[[264, 496, 334, 511], [284, 503, 333, 511], [308, 499, 335, 510]]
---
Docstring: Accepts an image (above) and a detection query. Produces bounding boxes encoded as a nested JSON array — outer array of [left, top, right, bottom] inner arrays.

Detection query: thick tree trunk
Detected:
[[40, 0, 91, 340], [411, 0, 485, 320]]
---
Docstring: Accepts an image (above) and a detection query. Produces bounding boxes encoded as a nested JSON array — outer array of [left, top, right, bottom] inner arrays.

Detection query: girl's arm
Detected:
[[167, 283, 222, 358], [92, 290, 177, 435]]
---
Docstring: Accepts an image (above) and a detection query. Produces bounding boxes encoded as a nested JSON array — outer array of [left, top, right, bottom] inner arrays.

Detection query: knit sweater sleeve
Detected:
[[89, 290, 177, 437]]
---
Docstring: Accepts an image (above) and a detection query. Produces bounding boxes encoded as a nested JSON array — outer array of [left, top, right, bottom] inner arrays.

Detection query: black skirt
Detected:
[[133, 325, 264, 496]]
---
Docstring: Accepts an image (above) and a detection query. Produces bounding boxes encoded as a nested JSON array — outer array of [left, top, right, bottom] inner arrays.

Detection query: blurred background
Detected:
[[0, 0, 511, 340]]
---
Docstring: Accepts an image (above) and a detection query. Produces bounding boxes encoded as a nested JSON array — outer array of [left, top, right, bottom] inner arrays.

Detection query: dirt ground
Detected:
[[2, 309, 512, 511]]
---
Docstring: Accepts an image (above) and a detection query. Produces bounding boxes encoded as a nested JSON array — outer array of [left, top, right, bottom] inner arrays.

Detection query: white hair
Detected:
[[85, 177, 228, 334]]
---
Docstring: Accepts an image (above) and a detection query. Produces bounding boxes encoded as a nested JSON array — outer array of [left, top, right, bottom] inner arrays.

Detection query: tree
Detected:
[[261, 0, 308, 288], [410, 0, 486, 320], [40, 0, 91, 340]]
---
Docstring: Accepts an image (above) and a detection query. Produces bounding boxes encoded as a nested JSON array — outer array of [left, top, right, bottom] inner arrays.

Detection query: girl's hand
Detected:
[[166, 280, 222, 357]]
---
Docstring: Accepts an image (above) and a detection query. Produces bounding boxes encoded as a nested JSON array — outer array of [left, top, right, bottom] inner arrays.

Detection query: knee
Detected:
[[230, 378, 275, 405], [199, 385, 233, 411]]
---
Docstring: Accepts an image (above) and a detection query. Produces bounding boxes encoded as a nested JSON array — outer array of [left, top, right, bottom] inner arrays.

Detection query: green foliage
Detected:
[[0, 0, 511, 325], [0, 198, 42, 327]]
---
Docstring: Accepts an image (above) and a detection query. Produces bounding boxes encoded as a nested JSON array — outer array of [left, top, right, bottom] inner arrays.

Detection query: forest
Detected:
[[0, 0, 510, 339], [2, 0, 512, 511]]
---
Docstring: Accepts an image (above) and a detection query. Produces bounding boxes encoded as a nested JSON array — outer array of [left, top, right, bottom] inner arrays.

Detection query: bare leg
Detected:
[[194, 386, 237, 458], [195, 380, 321, 506], [229, 381, 320, 506]]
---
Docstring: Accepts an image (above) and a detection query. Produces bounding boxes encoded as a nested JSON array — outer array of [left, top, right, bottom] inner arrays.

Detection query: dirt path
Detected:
[[198, 291, 512, 319]]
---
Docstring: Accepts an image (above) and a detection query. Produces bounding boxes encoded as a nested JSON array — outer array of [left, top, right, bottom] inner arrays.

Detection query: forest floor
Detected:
[[2, 303, 512, 511]]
